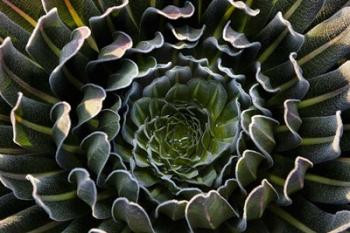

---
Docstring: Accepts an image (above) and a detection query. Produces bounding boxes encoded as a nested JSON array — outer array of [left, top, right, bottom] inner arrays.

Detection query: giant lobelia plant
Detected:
[[1, 0, 350, 232]]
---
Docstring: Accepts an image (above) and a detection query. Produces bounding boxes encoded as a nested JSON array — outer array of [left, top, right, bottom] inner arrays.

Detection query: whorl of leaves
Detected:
[[1, 0, 350, 232]]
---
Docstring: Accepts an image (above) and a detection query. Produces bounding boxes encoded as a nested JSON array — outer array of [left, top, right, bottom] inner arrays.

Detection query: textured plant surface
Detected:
[[1, 0, 350, 232]]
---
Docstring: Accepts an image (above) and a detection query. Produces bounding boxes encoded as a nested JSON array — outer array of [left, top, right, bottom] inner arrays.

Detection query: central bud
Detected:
[[165, 114, 197, 154], [164, 107, 206, 157], [121, 68, 242, 190]]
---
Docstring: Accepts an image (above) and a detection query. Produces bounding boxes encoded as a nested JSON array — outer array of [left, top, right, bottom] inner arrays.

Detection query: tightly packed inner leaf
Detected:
[[1, 0, 350, 233], [121, 72, 240, 191]]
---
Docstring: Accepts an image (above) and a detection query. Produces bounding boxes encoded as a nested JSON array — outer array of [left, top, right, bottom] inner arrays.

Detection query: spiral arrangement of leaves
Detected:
[[1, 0, 350, 232]]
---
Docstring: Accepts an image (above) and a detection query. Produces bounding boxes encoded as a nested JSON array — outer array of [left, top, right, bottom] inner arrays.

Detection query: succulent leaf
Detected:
[[1, 0, 350, 232]]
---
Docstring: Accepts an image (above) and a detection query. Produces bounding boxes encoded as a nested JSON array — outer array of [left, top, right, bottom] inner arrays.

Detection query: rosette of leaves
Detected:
[[1, 0, 350, 232]]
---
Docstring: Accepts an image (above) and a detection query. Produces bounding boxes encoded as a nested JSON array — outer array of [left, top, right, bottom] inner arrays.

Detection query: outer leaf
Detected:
[[0, 13, 30, 53], [0, 205, 66, 233], [268, 196, 350, 232], [236, 150, 266, 192], [26, 9, 72, 72], [49, 26, 93, 101], [74, 84, 106, 130], [69, 168, 113, 219], [42, 0, 100, 29], [203, 0, 259, 36], [0, 38, 57, 106], [274, 0, 324, 33], [155, 199, 188, 221], [112, 197, 156, 233], [0, 125, 25, 155], [80, 132, 110, 185], [257, 12, 304, 70], [295, 111, 343, 163], [0, 0, 43, 31], [298, 61, 350, 117], [10, 93, 54, 152], [242, 180, 278, 222], [105, 170, 139, 202], [259, 53, 309, 106], [27, 171, 89, 221], [275, 99, 302, 151], [185, 190, 239, 231], [282, 157, 313, 204], [89, 219, 130, 233], [0, 152, 59, 200], [303, 157, 350, 204], [312, 0, 350, 29], [298, 7, 350, 77], [249, 115, 279, 157]]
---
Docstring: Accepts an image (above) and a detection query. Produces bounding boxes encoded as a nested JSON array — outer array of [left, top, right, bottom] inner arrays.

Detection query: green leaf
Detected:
[[217, 178, 239, 200], [188, 79, 228, 120], [74, 84, 106, 130], [282, 157, 313, 204], [185, 190, 239, 231], [105, 170, 139, 202], [268, 196, 350, 233], [50, 102, 71, 149], [298, 61, 350, 117], [165, 83, 191, 103], [27, 171, 89, 221], [273, 0, 324, 33], [241, 108, 260, 134], [61, 216, 99, 233], [0, 0, 43, 31], [80, 132, 110, 185], [98, 31, 132, 61], [249, 84, 272, 116], [0, 38, 58, 106], [242, 180, 278, 223], [312, 0, 350, 28], [143, 2, 195, 20], [96, 109, 120, 140], [50, 101, 82, 170], [203, 0, 259, 37], [49, 26, 93, 101], [249, 115, 279, 157], [169, 24, 206, 42], [11, 93, 55, 152], [260, 53, 309, 106], [303, 157, 350, 204], [275, 99, 302, 151], [0, 125, 25, 155], [0, 205, 66, 233], [105, 59, 139, 91], [298, 7, 350, 77], [236, 150, 266, 192], [42, 0, 100, 29], [140, 1, 196, 40], [295, 111, 343, 163], [236, 0, 274, 36], [26, 8, 71, 72], [0, 13, 30, 53], [0, 152, 59, 200], [257, 12, 304, 69], [89, 1, 134, 48], [0, 192, 31, 219], [155, 199, 188, 221], [223, 21, 261, 49], [112, 197, 156, 233], [130, 32, 164, 53], [69, 168, 113, 219], [152, 66, 192, 92], [89, 219, 130, 233], [213, 99, 240, 140]]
